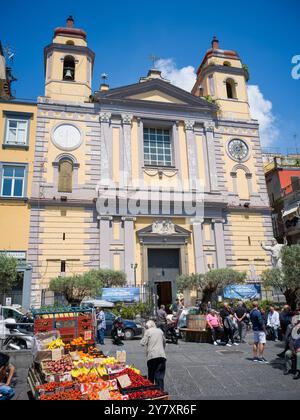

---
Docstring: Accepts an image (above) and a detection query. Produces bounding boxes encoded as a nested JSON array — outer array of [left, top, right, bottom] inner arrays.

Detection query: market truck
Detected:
[[32, 307, 96, 345]]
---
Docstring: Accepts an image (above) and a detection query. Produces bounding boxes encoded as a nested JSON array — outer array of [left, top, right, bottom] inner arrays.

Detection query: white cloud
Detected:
[[247, 85, 279, 147], [156, 58, 197, 92], [156, 58, 279, 147]]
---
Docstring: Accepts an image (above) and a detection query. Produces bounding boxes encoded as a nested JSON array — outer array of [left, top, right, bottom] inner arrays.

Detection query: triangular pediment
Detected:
[[95, 78, 215, 112], [128, 90, 186, 105]]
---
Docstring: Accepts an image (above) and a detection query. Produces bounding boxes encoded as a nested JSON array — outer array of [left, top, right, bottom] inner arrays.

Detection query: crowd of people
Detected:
[[205, 301, 300, 380], [0, 300, 299, 400]]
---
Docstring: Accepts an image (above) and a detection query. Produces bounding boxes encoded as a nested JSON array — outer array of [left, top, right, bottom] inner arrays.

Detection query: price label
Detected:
[[116, 350, 126, 364], [98, 389, 110, 400], [84, 331, 92, 341], [51, 348, 62, 361], [117, 374, 132, 389]]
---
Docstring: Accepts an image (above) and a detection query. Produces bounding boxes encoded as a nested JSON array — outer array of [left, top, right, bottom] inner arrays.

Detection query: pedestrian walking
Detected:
[[220, 303, 238, 347], [234, 302, 248, 343], [250, 302, 268, 364], [96, 307, 106, 345], [0, 353, 15, 401], [206, 310, 224, 345], [267, 307, 280, 341], [157, 305, 168, 336], [141, 320, 167, 391]]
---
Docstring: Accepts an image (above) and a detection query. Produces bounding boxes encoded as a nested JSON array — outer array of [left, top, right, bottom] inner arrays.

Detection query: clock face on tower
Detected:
[[228, 139, 249, 161], [52, 124, 82, 151]]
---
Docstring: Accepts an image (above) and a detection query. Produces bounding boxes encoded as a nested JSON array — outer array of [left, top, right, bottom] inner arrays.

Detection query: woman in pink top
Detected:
[[206, 310, 224, 346]]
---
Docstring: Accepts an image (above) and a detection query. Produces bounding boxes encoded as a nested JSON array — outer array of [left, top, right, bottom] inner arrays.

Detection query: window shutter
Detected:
[[58, 160, 73, 193]]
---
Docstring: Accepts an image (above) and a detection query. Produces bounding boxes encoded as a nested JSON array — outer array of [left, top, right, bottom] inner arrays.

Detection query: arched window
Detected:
[[226, 78, 237, 99], [223, 61, 231, 67], [58, 159, 73, 193], [63, 55, 75, 81], [66, 40, 75, 46]]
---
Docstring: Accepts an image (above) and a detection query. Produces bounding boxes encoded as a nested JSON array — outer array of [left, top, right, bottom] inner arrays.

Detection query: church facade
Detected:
[[28, 17, 273, 308]]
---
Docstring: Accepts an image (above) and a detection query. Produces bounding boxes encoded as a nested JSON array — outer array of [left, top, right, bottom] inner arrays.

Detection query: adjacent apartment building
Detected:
[[0, 42, 37, 308]]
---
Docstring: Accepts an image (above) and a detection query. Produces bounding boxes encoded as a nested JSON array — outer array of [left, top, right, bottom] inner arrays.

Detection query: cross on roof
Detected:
[[149, 54, 160, 69]]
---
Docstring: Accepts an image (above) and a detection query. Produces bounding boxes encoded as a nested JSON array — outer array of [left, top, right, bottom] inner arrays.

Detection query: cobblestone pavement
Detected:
[[13, 336, 300, 400]]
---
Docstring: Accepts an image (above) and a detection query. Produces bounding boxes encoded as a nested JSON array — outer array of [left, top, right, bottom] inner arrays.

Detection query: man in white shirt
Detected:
[[267, 307, 280, 342]]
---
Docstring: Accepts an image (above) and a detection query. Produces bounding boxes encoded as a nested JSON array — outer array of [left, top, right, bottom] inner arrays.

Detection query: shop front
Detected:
[[0, 251, 32, 310]]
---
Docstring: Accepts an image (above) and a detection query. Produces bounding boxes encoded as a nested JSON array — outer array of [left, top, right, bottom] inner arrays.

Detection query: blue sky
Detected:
[[1, 0, 299, 151]]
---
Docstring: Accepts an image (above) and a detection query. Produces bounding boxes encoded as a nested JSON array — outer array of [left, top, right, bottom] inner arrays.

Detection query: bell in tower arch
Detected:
[[63, 55, 75, 81]]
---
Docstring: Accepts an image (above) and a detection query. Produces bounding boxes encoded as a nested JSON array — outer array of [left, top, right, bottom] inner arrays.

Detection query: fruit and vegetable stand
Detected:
[[27, 326, 170, 401]]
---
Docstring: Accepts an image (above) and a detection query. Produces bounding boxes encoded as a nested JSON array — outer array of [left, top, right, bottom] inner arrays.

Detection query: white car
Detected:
[[0, 305, 26, 322]]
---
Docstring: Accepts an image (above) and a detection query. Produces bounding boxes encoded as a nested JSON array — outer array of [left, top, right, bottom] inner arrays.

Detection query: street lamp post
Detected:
[[131, 263, 138, 288]]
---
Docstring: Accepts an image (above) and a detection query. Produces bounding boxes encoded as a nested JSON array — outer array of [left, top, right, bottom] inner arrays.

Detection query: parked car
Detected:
[[0, 305, 26, 322], [104, 311, 143, 340]]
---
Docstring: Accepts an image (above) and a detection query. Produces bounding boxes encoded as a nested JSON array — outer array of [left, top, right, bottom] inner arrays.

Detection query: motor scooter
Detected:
[[0, 319, 33, 351], [165, 321, 180, 345]]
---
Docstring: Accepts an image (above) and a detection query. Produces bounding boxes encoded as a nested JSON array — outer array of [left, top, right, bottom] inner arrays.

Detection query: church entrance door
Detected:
[[148, 249, 180, 311]]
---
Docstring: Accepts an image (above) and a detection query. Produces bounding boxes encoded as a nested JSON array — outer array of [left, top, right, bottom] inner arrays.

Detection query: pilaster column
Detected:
[[204, 122, 218, 191], [246, 173, 253, 195], [185, 120, 198, 190], [122, 217, 136, 286], [137, 118, 144, 187], [172, 121, 182, 183], [99, 216, 113, 269], [212, 219, 227, 268], [122, 114, 133, 187], [100, 113, 112, 185], [230, 171, 238, 194], [191, 218, 205, 274]]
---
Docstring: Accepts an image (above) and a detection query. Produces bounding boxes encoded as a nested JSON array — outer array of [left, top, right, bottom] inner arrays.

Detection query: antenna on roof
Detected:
[[4, 44, 15, 63]]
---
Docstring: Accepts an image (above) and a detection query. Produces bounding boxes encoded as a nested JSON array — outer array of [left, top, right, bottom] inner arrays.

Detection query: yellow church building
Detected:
[[24, 17, 273, 308]]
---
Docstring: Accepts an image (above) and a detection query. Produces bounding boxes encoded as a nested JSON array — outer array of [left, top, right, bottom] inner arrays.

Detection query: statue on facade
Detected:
[[261, 238, 287, 268]]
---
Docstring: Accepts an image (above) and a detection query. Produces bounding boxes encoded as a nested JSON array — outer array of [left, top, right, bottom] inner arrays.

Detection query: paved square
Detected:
[[13, 336, 300, 400]]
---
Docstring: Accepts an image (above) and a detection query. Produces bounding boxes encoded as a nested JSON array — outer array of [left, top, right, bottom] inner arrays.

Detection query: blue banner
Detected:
[[101, 288, 141, 303], [223, 284, 261, 300]]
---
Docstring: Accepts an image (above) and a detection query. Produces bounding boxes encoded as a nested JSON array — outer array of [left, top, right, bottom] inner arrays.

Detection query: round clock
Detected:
[[228, 139, 249, 161], [52, 124, 82, 151]]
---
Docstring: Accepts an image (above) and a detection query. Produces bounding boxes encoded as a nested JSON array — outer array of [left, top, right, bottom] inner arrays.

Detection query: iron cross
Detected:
[[149, 54, 160, 69]]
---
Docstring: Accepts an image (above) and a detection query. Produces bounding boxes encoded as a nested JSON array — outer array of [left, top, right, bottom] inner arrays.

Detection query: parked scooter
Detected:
[[165, 322, 180, 345], [111, 317, 125, 346], [1, 319, 34, 351]]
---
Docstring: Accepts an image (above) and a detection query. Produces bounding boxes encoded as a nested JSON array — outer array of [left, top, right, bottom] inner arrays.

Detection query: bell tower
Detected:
[[192, 37, 251, 120], [44, 16, 95, 103]]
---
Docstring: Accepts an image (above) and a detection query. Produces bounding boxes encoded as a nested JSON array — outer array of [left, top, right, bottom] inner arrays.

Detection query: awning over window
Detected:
[[282, 204, 299, 219]]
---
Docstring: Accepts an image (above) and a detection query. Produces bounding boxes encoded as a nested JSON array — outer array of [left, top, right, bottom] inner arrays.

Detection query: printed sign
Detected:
[[223, 284, 261, 300], [0, 251, 26, 260], [5, 298, 12, 307], [84, 331, 92, 341], [101, 288, 140, 303], [51, 348, 63, 361], [117, 374, 132, 389], [98, 389, 110, 400], [116, 350, 126, 364]]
